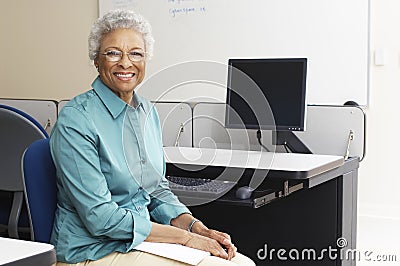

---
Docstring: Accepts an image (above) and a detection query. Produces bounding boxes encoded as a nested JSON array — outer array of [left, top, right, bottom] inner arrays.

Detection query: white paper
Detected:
[[135, 242, 210, 265]]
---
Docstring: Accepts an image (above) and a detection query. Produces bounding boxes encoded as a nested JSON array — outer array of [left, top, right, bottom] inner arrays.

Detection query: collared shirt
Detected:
[[50, 77, 190, 263]]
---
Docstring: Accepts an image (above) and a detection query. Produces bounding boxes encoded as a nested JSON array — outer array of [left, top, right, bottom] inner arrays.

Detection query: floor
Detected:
[[356, 215, 400, 266]]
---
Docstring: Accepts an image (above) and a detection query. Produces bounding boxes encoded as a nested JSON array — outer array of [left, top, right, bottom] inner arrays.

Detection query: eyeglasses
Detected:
[[100, 50, 146, 62]]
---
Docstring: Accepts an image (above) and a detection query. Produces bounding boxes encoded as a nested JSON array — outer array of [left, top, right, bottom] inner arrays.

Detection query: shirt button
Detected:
[[141, 159, 146, 164], [137, 206, 142, 211], [138, 187, 143, 191]]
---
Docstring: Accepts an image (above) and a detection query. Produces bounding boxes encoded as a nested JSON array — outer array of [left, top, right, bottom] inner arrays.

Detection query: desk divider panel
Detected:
[[0, 98, 365, 160], [0, 98, 57, 135], [295, 105, 365, 160], [192, 102, 262, 151], [192, 102, 365, 160], [151, 101, 192, 147]]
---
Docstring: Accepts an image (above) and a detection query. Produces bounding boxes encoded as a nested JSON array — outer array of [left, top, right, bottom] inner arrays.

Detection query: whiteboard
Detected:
[[99, 0, 369, 105]]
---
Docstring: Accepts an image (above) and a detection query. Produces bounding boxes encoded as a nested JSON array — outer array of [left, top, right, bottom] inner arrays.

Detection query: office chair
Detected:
[[22, 139, 57, 243], [0, 104, 49, 239]]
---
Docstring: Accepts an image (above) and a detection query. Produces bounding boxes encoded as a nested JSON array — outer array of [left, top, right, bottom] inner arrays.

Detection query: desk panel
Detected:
[[166, 155, 359, 266], [191, 178, 340, 266]]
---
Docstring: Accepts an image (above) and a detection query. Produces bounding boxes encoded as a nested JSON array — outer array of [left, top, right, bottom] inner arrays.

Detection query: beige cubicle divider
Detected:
[[192, 102, 366, 160], [0, 98, 57, 135], [152, 101, 193, 147]]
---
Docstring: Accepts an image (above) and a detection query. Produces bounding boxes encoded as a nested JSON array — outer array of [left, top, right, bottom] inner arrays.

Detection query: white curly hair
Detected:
[[88, 9, 154, 61]]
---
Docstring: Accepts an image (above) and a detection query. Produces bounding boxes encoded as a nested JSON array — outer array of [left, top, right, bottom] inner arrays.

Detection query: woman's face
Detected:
[[95, 28, 146, 103]]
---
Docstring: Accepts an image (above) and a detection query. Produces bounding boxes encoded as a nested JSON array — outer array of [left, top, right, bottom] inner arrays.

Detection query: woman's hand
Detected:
[[170, 214, 237, 260], [191, 222, 237, 260], [183, 233, 231, 259]]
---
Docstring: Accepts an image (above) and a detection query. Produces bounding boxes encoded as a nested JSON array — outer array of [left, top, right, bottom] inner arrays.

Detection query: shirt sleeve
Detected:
[[148, 178, 191, 225], [50, 107, 151, 245]]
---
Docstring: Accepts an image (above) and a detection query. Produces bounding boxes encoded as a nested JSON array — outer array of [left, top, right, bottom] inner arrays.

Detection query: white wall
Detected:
[[358, 0, 400, 219], [356, 2, 400, 259]]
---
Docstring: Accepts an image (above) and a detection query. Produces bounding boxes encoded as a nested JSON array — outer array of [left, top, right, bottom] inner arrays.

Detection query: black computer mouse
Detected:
[[235, 186, 254, 200]]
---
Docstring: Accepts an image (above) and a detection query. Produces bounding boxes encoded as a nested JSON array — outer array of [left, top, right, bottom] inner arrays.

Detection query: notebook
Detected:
[[135, 242, 210, 265]]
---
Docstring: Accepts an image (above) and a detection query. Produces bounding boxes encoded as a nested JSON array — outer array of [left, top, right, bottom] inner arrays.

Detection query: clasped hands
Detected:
[[184, 220, 237, 260]]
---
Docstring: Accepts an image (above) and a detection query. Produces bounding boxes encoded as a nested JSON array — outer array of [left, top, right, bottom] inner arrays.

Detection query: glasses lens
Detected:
[[128, 51, 145, 62], [104, 51, 122, 62], [102, 50, 145, 62]]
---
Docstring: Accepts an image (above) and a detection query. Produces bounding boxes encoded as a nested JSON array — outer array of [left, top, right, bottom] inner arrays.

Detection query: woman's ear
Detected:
[[94, 59, 99, 72]]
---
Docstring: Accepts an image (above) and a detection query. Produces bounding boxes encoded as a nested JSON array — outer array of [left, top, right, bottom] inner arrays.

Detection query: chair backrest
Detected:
[[0, 105, 48, 190], [0, 105, 48, 239], [22, 139, 57, 243]]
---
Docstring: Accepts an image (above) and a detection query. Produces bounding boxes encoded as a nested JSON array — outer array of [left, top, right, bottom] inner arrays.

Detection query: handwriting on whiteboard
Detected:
[[110, 0, 137, 10], [167, 0, 207, 18]]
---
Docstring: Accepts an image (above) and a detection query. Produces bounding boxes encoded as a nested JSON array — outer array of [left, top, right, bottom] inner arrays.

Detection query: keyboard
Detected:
[[166, 175, 236, 198]]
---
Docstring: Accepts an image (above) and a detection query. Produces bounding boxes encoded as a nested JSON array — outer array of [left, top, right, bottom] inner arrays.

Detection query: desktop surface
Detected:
[[0, 237, 56, 265], [164, 147, 344, 179]]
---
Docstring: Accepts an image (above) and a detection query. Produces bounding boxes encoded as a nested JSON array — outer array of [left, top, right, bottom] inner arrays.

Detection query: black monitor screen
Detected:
[[225, 58, 307, 131]]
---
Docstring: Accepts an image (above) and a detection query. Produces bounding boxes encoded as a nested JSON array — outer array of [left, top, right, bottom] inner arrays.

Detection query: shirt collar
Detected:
[[130, 92, 147, 113], [92, 77, 146, 118]]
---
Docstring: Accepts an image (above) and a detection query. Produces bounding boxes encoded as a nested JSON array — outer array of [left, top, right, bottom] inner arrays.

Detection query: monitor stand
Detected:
[[272, 131, 312, 154]]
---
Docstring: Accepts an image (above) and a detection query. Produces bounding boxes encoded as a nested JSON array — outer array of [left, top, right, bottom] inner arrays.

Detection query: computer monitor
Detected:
[[225, 58, 307, 131]]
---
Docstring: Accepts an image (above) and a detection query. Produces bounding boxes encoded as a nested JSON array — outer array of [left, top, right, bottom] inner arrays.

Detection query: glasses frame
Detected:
[[100, 49, 147, 63]]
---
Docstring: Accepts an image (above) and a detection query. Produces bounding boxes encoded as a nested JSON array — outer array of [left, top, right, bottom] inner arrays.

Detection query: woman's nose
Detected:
[[119, 53, 133, 68]]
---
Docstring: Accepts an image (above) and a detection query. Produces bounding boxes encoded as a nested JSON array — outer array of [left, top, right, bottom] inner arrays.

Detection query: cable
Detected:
[[256, 129, 270, 152]]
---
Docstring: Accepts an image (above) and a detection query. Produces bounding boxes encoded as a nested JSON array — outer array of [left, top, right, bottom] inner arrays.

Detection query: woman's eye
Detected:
[[107, 51, 121, 56], [131, 51, 144, 57]]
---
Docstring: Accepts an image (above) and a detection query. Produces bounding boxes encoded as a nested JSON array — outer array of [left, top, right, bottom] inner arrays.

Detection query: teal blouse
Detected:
[[50, 77, 189, 263]]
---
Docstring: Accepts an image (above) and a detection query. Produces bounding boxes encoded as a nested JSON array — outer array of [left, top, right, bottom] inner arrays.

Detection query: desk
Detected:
[[165, 147, 359, 266], [0, 237, 56, 266]]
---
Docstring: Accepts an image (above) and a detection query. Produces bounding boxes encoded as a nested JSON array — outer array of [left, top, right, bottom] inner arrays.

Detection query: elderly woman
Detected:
[[50, 9, 254, 266]]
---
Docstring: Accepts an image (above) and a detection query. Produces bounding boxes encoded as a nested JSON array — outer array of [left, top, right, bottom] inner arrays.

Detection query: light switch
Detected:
[[374, 49, 385, 66]]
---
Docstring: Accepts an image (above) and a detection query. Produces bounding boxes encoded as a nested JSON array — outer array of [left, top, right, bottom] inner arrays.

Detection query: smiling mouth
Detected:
[[114, 72, 135, 80]]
